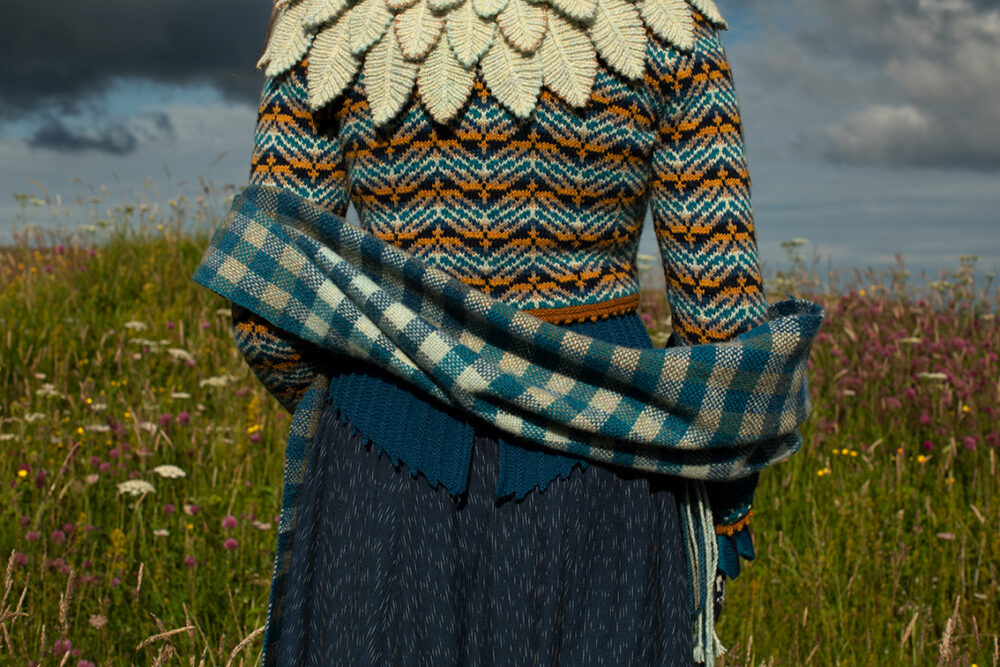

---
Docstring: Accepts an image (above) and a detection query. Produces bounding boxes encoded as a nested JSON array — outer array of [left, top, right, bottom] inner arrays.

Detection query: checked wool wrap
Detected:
[[192, 183, 824, 665]]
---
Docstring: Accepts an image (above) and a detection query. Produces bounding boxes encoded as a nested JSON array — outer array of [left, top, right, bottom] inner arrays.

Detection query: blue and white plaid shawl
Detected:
[[193, 183, 824, 666]]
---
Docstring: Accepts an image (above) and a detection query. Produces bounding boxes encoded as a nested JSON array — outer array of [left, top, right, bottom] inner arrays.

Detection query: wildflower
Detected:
[[916, 455, 929, 464], [919, 412, 932, 426], [961, 405, 971, 413], [816, 467, 831, 477], [152, 464, 186, 479], [171, 392, 192, 400], [252, 520, 272, 531], [108, 448, 120, 459], [885, 397, 902, 410], [222, 514, 238, 529], [201, 321, 211, 330], [158, 413, 173, 428], [199, 374, 236, 388], [89, 614, 107, 629], [899, 337, 922, 344], [85, 474, 99, 484], [153, 529, 169, 537], [52, 638, 72, 655], [163, 503, 176, 515], [184, 555, 197, 568], [98, 462, 111, 473], [183, 503, 200, 515], [166, 320, 176, 330], [176, 411, 191, 426], [123, 320, 148, 331], [922, 440, 934, 452], [167, 348, 195, 363], [17, 468, 28, 478], [0, 433, 15, 441], [223, 537, 239, 551], [78, 661, 96, 667], [963, 436, 977, 451], [35, 383, 62, 397], [116, 479, 155, 496], [110, 576, 121, 586], [84, 424, 110, 433], [12, 552, 27, 568], [25, 530, 40, 541], [51, 529, 66, 544], [24, 412, 47, 422]]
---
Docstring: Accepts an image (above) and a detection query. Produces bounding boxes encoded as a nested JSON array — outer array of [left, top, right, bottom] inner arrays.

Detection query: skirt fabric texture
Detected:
[[273, 399, 695, 666]]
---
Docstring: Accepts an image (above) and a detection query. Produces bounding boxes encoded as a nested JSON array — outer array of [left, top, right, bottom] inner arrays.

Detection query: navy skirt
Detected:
[[274, 401, 694, 666]]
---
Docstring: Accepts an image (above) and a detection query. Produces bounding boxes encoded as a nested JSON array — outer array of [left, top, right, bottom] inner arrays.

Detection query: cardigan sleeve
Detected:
[[646, 12, 767, 579], [230, 57, 351, 413]]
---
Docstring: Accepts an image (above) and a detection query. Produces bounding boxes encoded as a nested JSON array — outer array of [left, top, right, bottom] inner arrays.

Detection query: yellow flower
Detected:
[[187, 523, 194, 531], [916, 455, 928, 464], [17, 469, 28, 478], [124, 411, 131, 419], [859, 289, 866, 296], [961, 405, 971, 413], [76, 427, 84, 435], [850, 451, 857, 457]]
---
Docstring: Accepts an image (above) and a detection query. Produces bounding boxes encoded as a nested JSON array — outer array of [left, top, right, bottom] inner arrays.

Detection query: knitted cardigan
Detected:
[[196, 7, 823, 666]]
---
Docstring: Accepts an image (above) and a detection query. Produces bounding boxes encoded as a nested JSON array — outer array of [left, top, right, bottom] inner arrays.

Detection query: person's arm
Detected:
[[646, 11, 766, 579], [231, 57, 351, 413]]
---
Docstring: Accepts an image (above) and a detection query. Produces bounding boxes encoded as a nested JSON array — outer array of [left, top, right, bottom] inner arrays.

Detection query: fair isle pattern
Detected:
[[257, 0, 727, 127], [193, 183, 823, 667], [231, 305, 323, 413], [249, 12, 766, 328]]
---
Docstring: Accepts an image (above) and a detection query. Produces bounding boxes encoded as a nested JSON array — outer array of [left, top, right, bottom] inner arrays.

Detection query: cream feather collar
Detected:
[[257, 0, 727, 127]]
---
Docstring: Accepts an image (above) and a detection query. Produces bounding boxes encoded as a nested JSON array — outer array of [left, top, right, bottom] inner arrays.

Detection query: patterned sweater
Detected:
[[234, 8, 762, 576]]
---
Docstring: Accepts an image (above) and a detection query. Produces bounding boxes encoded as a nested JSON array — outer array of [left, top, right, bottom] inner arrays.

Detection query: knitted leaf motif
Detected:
[[306, 19, 360, 109], [539, 11, 597, 108], [260, 0, 727, 126], [394, 0, 444, 60], [495, 0, 547, 54], [416, 29, 478, 121]]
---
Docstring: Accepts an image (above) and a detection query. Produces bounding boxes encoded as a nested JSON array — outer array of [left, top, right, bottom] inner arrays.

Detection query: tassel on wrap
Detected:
[[192, 183, 824, 667]]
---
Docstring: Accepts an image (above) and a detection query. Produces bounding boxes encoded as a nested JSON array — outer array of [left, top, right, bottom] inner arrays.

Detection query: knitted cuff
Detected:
[[706, 472, 759, 580], [715, 513, 755, 580]]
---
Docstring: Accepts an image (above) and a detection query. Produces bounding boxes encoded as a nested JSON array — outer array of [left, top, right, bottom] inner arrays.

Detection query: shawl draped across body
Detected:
[[193, 183, 825, 666]]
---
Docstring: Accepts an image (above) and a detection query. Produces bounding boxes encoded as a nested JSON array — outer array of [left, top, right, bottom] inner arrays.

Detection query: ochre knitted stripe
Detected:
[[523, 293, 640, 324]]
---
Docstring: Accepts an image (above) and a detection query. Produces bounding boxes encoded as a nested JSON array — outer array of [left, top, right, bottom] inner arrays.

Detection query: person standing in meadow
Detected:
[[192, 0, 822, 664]]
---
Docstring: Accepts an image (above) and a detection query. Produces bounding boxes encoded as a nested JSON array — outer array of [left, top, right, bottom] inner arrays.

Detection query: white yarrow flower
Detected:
[[170, 392, 192, 399], [24, 413, 47, 423], [153, 529, 170, 537], [899, 337, 922, 344], [124, 320, 148, 331], [84, 424, 111, 432], [117, 479, 156, 496], [152, 464, 187, 479], [168, 348, 195, 363], [199, 374, 236, 388], [917, 371, 948, 381]]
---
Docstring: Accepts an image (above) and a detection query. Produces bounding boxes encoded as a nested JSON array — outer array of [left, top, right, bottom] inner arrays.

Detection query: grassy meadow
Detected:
[[1, 183, 998, 666]]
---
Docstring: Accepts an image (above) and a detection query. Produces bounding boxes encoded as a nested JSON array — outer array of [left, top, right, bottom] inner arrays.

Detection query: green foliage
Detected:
[[0, 186, 997, 666]]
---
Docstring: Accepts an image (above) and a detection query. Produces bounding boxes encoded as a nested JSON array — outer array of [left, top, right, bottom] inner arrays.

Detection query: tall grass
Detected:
[[1, 182, 997, 666]]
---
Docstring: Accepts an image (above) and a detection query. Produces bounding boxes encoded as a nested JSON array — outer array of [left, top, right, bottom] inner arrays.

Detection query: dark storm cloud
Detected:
[[1, 1, 274, 119], [26, 111, 175, 155], [748, 0, 1000, 171]]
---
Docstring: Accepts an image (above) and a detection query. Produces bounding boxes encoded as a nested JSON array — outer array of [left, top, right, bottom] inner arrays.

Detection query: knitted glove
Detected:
[[706, 472, 758, 580]]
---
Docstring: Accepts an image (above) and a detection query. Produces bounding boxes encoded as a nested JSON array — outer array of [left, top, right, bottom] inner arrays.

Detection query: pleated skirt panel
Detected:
[[273, 401, 694, 667]]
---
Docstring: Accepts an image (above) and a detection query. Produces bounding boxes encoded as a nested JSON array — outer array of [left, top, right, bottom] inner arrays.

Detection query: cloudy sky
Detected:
[[2, 0, 998, 286]]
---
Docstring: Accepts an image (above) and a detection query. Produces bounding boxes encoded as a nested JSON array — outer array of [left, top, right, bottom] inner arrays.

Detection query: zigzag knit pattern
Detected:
[[248, 10, 767, 336]]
